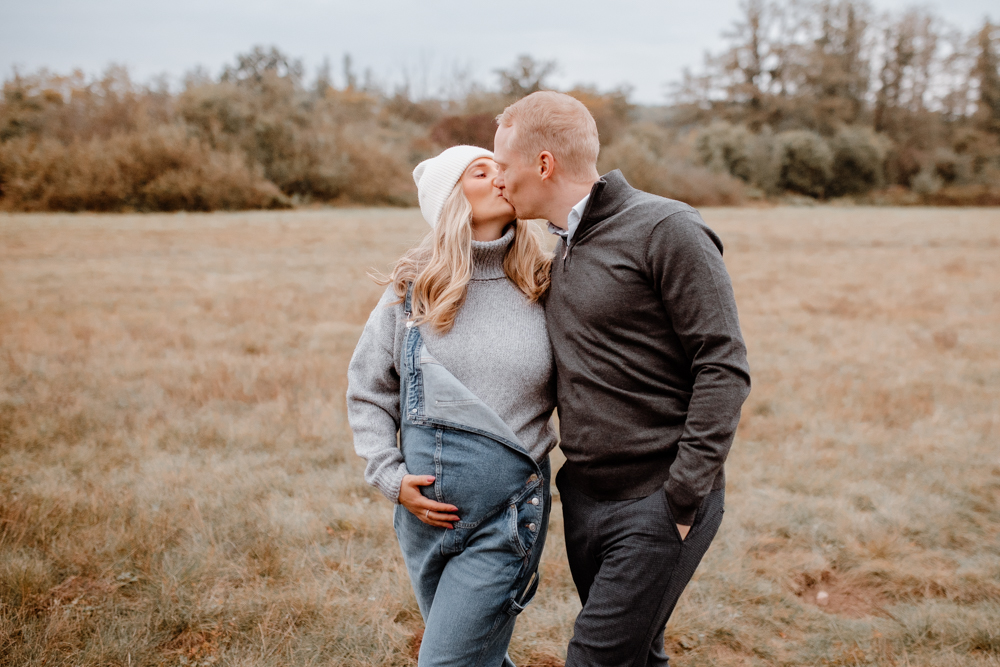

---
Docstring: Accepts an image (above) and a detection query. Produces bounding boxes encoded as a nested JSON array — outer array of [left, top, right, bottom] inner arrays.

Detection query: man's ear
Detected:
[[538, 151, 555, 181]]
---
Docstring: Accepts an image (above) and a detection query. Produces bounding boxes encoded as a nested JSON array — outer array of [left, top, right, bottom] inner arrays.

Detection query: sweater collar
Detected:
[[471, 225, 514, 280], [573, 169, 634, 244]]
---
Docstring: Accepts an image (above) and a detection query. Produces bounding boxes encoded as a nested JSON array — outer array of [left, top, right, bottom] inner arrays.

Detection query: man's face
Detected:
[[493, 124, 545, 220]]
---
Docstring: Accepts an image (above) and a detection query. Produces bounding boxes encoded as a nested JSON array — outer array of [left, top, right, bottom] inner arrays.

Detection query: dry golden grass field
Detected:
[[1, 207, 998, 667]]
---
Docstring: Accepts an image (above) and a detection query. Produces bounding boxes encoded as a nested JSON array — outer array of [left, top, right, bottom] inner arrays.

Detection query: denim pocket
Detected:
[[509, 493, 543, 558], [433, 398, 479, 407], [505, 570, 540, 616], [507, 503, 530, 558]]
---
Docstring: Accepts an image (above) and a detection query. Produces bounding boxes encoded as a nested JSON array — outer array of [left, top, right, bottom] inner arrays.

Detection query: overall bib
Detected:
[[394, 285, 551, 667]]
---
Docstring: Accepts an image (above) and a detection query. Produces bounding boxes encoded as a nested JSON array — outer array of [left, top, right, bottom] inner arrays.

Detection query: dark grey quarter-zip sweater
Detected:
[[546, 170, 751, 525]]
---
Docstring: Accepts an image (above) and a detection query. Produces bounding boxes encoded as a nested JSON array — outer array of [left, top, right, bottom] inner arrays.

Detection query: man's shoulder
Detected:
[[612, 188, 723, 257], [617, 188, 703, 231]]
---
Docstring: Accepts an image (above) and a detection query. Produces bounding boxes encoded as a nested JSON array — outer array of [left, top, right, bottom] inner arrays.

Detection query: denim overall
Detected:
[[394, 285, 551, 667]]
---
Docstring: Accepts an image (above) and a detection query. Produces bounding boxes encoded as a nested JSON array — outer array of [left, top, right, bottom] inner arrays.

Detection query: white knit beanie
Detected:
[[412, 145, 494, 228]]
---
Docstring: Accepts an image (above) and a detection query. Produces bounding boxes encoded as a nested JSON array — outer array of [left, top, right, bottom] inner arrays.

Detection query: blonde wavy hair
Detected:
[[376, 182, 551, 333]]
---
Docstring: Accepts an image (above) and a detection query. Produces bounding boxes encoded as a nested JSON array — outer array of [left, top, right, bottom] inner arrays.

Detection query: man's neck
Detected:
[[546, 180, 598, 230]]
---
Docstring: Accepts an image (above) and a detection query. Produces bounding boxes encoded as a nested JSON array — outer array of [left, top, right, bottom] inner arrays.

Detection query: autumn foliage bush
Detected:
[[3, 17, 999, 212], [0, 127, 289, 212], [0, 52, 430, 212], [0, 50, 749, 211], [601, 133, 746, 206]]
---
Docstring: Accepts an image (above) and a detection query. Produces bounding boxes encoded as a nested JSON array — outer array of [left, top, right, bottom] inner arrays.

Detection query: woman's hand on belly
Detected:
[[399, 475, 460, 529]]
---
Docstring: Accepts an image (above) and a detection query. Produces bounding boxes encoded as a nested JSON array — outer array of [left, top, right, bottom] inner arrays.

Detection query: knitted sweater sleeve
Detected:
[[646, 210, 751, 525], [346, 286, 408, 503]]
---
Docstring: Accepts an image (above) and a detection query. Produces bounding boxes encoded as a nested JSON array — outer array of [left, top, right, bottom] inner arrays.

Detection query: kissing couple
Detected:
[[347, 91, 751, 667]]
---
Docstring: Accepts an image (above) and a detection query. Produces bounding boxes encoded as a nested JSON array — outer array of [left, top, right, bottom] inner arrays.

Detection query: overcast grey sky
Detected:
[[0, 0, 995, 104]]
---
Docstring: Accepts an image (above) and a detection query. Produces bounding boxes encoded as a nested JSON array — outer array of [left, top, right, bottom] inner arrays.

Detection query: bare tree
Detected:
[[495, 56, 557, 99], [973, 20, 1000, 135], [804, 0, 873, 130], [222, 46, 304, 87]]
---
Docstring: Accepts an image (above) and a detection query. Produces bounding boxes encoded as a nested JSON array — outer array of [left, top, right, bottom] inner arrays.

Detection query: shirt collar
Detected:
[[547, 193, 591, 247]]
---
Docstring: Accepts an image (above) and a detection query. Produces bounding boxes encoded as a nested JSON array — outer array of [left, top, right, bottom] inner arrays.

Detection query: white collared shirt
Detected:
[[547, 193, 591, 250]]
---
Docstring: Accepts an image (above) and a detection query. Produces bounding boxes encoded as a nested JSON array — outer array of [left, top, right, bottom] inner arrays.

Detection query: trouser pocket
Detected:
[[660, 487, 726, 543]]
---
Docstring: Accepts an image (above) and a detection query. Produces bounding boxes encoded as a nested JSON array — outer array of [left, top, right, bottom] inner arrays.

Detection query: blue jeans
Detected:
[[394, 451, 550, 667], [395, 293, 551, 667]]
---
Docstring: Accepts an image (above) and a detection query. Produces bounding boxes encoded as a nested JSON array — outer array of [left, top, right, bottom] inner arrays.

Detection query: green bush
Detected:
[[930, 147, 973, 185], [695, 123, 782, 195], [696, 122, 753, 180], [775, 130, 833, 198], [828, 126, 890, 196]]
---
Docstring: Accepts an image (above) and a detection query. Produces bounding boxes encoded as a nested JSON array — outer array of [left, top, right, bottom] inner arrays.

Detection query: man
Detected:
[[492, 91, 751, 666]]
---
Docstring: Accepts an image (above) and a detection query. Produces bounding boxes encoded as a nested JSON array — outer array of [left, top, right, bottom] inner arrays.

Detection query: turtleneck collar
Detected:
[[470, 225, 514, 280]]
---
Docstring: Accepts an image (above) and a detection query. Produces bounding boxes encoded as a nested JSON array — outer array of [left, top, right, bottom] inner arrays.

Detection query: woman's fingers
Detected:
[[423, 510, 459, 528], [415, 497, 459, 514], [407, 498, 460, 523], [405, 504, 459, 528], [422, 508, 461, 523], [400, 475, 459, 511], [399, 474, 459, 527]]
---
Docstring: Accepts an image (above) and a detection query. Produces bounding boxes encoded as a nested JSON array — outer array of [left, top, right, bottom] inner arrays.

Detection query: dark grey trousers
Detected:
[[556, 467, 725, 667]]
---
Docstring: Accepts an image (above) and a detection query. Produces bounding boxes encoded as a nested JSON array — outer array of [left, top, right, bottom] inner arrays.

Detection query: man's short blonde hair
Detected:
[[496, 91, 600, 180]]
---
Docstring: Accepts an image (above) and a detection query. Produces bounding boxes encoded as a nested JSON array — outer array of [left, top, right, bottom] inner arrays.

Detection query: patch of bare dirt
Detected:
[[408, 628, 423, 662], [521, 652, 565, 667], [792, 570, 888, 618]]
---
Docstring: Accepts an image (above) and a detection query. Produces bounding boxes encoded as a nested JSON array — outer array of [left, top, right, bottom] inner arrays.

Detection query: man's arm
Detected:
[[646, 210, 751, 527]]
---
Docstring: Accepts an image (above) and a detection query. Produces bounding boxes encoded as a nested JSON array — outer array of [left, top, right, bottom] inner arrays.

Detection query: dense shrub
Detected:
[[775, 130, 834, 198], [2, 43, 996, 211], [599, 133, 746, 206], [177, 79, 417, 205], [696, 122, 753, 180], [0, 126, 290, 212], [430, 114, 498, 150], [930, 147, 973, 185], [337, 131, 421, 205], [828, 126, 890, 196], [566, 86, 633, 146], [910, 167, 944, 197]]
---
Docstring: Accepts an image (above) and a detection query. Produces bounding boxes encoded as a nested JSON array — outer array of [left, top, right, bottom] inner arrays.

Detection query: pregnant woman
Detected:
[[346, 145, 556, 666]]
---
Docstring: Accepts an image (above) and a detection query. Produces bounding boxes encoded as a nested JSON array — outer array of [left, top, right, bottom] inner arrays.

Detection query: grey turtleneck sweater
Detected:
[[346, 227, 557, 503]]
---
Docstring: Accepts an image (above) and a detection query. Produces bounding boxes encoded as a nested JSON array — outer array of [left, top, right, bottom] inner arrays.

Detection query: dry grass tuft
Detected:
[[1, 206, 998, 666]]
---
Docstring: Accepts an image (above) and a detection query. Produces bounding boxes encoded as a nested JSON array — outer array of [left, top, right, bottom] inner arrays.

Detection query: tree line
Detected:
[[1, 1, 998, 212], [677, 0, 1000, 203]]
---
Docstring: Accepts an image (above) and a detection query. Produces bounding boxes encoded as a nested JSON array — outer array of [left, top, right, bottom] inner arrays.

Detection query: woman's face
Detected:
[[461, 158, 516, 228]]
